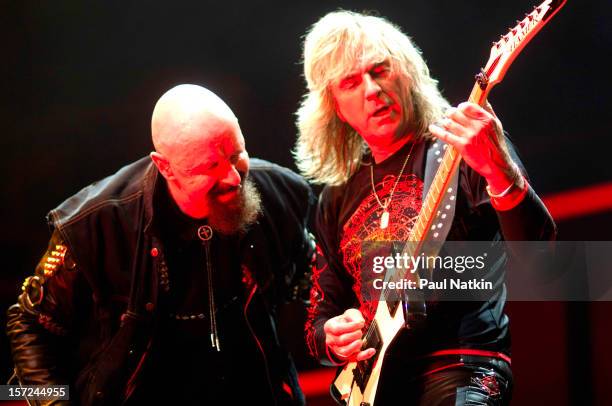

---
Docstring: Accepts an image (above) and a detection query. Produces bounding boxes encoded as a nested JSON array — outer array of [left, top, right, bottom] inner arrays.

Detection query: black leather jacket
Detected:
[[7, 157, 316, 405]]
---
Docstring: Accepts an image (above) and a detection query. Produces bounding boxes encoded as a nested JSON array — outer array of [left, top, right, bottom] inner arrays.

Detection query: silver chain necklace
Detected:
[[369, 142, 415, 229]]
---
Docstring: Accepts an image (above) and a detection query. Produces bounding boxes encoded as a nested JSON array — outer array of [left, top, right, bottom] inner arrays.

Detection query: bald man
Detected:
[[149, 84, 260, 232], [7, 84, 315, 405]]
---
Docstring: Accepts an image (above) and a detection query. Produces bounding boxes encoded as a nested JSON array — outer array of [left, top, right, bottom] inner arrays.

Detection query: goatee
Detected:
[[207, 177, 262, 235]]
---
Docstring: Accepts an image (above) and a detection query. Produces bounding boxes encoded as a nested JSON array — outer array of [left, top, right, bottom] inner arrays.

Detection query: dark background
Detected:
[[1, 0, 611, 404]]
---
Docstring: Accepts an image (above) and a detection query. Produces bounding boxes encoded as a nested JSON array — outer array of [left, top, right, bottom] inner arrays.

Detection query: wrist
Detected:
[[485, 162, 523, 195], [486, 181, 514, 198], [325, 345, 348, 366], [488, 175, 529, 211]]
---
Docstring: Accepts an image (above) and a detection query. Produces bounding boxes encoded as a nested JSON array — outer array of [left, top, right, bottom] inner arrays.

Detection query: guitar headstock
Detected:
[[474, 0, 567, 95]]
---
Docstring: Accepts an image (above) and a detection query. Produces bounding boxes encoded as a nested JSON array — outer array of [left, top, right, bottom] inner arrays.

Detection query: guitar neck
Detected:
[[469, 79, 490, 107], [410, 79, 489, 243], [382, 0, 567, 293]]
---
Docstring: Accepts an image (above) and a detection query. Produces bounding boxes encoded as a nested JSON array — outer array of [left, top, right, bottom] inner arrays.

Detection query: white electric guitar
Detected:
[[331, 1, 567, 404]]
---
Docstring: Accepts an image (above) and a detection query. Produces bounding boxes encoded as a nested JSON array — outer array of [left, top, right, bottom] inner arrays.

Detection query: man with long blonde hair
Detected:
[[296, 11, 555, 404]]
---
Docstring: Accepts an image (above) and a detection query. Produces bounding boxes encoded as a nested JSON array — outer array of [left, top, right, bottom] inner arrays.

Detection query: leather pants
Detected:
[[375, 354, 513, 405]]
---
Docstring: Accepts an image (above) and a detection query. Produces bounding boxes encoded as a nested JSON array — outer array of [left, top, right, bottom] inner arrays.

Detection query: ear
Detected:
[[150, 151, 173, 180]]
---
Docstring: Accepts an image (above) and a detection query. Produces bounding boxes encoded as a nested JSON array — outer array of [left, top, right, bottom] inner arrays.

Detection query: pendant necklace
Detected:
[[369, 142, 415, 229]]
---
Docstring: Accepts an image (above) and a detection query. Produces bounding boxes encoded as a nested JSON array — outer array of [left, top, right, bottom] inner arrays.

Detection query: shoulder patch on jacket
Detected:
[[41, 244, 68, 277], [22, 239, 75, 312]]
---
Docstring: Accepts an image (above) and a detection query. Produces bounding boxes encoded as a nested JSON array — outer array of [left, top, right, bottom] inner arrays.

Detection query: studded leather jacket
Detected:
[[7, 157, 316, 406]]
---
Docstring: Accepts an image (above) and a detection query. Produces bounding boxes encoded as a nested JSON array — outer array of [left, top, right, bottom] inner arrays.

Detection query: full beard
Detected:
[[207, 177, 262, 236]]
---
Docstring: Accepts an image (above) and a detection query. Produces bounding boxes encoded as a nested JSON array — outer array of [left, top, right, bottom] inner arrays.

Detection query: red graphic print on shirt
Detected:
[[340, 173, 423, 324], [304, 243, 328, 359]]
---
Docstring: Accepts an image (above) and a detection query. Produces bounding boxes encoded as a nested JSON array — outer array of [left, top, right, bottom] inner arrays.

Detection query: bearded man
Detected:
[[8, 84, 314, 405]]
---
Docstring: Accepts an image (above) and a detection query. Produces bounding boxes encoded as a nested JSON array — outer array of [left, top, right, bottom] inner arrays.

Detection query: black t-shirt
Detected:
[[311, 138, 511, 358]]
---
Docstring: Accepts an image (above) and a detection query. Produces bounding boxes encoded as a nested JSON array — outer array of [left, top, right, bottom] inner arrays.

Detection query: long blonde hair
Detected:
[[294, 10, 449, 185]]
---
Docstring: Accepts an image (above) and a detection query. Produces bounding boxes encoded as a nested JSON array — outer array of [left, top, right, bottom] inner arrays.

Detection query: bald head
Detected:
[[149, 84, 250, 220], [151, 84, 239, 162]]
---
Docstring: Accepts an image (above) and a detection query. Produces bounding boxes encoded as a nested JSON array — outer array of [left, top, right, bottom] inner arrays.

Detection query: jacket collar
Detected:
[[142, 161, 161, 235]]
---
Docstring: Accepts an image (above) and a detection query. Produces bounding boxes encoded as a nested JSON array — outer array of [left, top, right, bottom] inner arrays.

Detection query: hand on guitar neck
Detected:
[[324, 308, 376, 363], [428, 101, 525, 196]]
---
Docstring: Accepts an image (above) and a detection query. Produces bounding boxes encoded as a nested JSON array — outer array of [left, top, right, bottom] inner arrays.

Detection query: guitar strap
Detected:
[[401, 139, 460, 327], [421, 139, 460, 244]]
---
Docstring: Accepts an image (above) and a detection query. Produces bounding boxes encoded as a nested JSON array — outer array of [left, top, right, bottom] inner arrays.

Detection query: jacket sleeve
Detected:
[[249, 160, 320, 303], [285, 180, 318, 303], [304, 187, 358, 366], [6, 230, 86, 404]]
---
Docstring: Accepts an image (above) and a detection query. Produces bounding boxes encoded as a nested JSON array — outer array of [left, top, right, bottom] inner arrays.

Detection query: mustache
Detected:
[[207, 177, 262, 236], [210, 173, 247, 196]]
